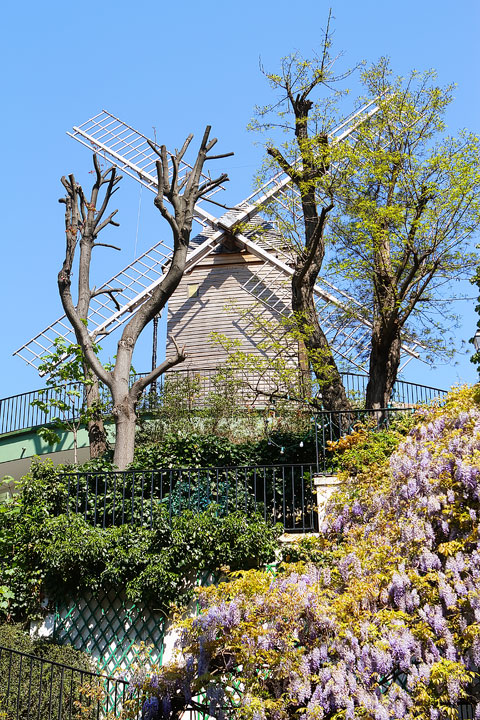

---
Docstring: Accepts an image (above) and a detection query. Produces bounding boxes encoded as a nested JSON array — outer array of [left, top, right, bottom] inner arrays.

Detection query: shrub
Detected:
[[0, 624, 95, 720], [326, 409, 418, 475], [0, 462, 282, 621]]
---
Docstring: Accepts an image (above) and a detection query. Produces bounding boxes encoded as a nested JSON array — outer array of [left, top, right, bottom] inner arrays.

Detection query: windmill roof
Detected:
[[189, 217, 294, 260]]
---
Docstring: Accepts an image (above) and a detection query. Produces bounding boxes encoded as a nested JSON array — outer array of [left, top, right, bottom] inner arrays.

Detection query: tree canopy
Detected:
[[330, 61, 480, 407], [250, 45, 480, 410], [249, 30, 358, 412]]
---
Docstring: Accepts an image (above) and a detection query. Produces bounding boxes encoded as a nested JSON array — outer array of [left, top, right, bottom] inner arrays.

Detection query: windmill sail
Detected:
[[236, 226, 421, 371], [215, 97, 382, 234], [16, 102, 422, 375], [13, 230, 223, 371], [67, 111, 225, 228]]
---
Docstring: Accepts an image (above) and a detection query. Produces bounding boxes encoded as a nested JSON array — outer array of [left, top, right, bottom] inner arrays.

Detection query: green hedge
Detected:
[[76, 429, 318, 473]]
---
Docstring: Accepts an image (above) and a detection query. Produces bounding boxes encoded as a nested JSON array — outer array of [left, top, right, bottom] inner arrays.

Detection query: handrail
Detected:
[[0, 643, 129, 719], [0, 369, 447, 437], [49, 408, 417, 533], [0, 638, 475, 719], [45, 462, 321, 533]]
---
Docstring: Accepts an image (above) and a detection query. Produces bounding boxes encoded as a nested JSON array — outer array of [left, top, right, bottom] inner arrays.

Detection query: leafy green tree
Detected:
[[253, 37, 480, 411], [250, 18, 357, 412], [31, 337, 108, 464], [329, 61, 480, 408]]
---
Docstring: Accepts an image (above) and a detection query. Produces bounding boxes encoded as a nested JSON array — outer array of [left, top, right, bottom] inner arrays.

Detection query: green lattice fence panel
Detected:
[[52, 581, 235, 719], [53, 588, 164, 677]]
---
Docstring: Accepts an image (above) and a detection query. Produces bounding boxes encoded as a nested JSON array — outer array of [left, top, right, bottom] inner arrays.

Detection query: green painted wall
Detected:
[[0, 426, 90, 464], [0, 422, 116, 481]]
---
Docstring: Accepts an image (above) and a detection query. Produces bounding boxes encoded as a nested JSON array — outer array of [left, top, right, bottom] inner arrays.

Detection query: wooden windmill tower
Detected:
[[14, 106, 422, 391]]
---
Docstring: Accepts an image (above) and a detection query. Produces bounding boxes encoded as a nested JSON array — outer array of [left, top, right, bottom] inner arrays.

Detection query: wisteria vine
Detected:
[[124, 387, 480, 720]]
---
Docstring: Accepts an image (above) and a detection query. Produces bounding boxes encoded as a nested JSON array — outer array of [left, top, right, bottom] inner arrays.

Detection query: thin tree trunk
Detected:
[[266, 86, 352, 416], [84, 368, 108, 458], [72, 426, 78, 465]]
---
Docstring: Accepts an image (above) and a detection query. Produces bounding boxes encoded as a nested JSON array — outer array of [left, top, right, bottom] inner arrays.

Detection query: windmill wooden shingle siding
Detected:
[[165, 226, 297, 371]]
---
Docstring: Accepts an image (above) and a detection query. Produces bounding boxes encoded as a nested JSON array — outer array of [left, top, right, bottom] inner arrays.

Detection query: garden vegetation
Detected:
[[123, 387, 480, 719], [0, 461, 281, 622]]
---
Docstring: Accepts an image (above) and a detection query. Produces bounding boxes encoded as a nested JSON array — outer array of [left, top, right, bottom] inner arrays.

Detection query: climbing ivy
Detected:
[[0, 462, 282, 622]]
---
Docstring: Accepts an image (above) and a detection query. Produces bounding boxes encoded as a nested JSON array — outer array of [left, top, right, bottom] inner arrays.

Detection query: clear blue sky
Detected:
[[1, 0, 479, 398]]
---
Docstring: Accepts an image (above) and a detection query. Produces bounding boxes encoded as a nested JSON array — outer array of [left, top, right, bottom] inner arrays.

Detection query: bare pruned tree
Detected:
[[58, 127, 231, 469]]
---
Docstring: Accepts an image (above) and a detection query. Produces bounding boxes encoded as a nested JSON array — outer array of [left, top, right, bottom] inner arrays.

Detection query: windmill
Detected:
[[14, 105, 422, 399]]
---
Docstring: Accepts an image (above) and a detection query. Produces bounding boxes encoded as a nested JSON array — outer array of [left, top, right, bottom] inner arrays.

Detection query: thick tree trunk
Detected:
[[111, 393, 138, 470], [292, 276, 351, 413], [365, 320, 402, 410], [88, 416, 108, 459]]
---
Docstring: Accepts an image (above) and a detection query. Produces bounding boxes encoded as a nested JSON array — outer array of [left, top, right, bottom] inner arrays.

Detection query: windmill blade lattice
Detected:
[[67, 111, 226, 228], [241, 261, 292, 318], [238, 220, 421, 371], [14, 240, 175, 370], [214, 97, 382, 235], [239, 258, 373, 372], [241, 269, 419, 373], [16, 102, 422, 375], [14, 225, 227, 372]]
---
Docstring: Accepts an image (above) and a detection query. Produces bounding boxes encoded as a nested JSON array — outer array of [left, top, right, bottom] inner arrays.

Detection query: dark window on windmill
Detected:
[[187, 283, 199, 299]]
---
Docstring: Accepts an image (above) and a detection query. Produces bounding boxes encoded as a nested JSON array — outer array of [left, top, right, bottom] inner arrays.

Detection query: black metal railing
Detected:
[[133, 368, 447, 412], [54, 462, 318, 533], [459, 704, 476, 719], [0, 369, 447, 437], [0, 384, 84, 436], [46, 407, 416, 533], [0, 645, 475, 719], [0, 644, 128, 719]]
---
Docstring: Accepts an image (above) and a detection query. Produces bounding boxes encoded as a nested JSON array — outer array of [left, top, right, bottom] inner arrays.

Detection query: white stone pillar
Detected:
[[313, 474, 343, 527]]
